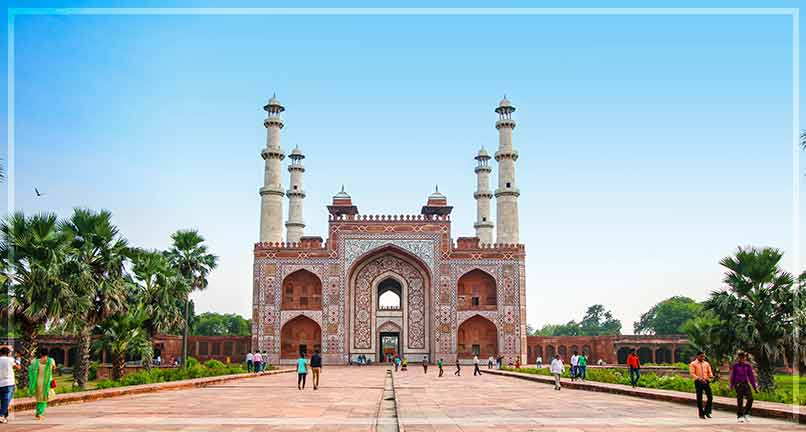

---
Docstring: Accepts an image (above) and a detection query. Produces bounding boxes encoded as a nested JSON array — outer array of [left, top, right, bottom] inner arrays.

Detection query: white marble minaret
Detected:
[[494, 97, 520, 244], [285, 146, 306, 243], [259, 94, 286, 243], [473, 147, 494, 244]]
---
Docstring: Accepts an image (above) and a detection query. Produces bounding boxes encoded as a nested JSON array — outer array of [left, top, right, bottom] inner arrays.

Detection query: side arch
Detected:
[[281, 269, 323, 310], [457, 314, 498, 359], [457, 268, 498, 311], [280, 315, 322, 359]]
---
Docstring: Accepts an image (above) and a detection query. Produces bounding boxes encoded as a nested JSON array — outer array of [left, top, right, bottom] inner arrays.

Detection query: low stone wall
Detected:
[[11, 369, 293, 413], [487, 369, 804, 424]]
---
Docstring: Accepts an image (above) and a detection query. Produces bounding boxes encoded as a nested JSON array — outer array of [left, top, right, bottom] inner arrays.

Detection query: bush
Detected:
[[186, 357, 199, 368], [204, 359, 225, 369]]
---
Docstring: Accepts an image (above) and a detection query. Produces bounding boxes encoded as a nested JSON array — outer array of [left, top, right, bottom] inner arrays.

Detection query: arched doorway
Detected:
[[348, 247, 431, 361], [378, 278, 402, 310], [457, 315, 497, 359], [282, 269, 322, 310], [457, 269, 497, 311], [281, 316, 321, 359], [546, 345, 555, 360], [637, 347, 652, 364], [558, 345, 567, 358], [617, 347, 631, 364]]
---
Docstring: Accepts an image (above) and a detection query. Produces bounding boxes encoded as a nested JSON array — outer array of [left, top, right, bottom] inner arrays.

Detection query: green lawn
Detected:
[[508, 367, 806, 405]]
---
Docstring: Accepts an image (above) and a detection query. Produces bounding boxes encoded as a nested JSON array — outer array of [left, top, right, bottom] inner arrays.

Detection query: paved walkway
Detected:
[[393, 365, 803, 431], [4, 366, 803, 431]]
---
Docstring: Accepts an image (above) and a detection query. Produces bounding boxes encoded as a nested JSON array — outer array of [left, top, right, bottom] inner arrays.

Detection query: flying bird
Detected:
[[35, 187, 45, 197]]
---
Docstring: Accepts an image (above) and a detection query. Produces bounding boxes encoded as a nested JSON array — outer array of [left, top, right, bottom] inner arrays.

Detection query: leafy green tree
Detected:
[[192, 312, 251, 336], [579, 304, 621, 336], [634, 296, 702, 335], [0, 212, 77, 388], [62, 208, 129, 389], [705, 246, 797, 390], [93, 305, 152, 380], [130, 249, 189, 339], [681, 312, 733, 380], [165, 230, 218, 367]]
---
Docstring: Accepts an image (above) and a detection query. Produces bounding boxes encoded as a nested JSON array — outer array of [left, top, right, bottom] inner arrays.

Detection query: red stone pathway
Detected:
[[393, 366, 803, 431], [3, 366, 802, 431]]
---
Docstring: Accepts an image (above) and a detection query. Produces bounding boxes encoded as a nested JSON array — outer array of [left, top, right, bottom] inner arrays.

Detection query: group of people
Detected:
[[546, 347, 758, 423], [245, 350, 270, 373], [294, 350, 322, 390], [0, 347, 57, 422]]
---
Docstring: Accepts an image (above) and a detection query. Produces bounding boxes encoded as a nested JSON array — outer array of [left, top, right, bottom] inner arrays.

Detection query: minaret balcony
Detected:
[[494, 188, 520, 198], [494, 150, 519, 162], [474, 165, 492, 173], [473, 191, 494, 199], [474, 221, 494, 229], [263, 117, 285, 128], [286, 190, 306, 198], [261, 148, 285, 160], [259, 185, 285, 197], [495, 119, 517, 129]]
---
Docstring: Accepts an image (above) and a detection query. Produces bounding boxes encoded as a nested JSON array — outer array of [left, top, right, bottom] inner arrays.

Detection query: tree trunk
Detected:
[[16, 319, 38, 389], [756, 355, 776, 391], [182, 296, 189, 367], [73, 326, 92, 389], [112, 353, 125, 381]]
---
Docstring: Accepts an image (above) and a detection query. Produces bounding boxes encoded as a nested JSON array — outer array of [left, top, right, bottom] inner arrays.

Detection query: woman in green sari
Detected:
[[28, 348, 55, 420]]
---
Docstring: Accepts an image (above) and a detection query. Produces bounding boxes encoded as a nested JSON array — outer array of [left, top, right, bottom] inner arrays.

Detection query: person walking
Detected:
[[245, 351, 254, 372], [454, 358, 461, 376], [254, 350, 263, 373], [730, 352, 757, 423], [438, 358, 444, 377], [536, 355, 543, 368], [626, 349, 641, 388], [570, 351, 579, 381], [310, 349, 322, 390], [0, 347, 20, 424], [549, 354, 564, 391], [689, 351, 714, 419], [261, 351, 269, 371], [394, 355, 401, 372], [296, 352, 308, 390], [577, 352, 587, 381], [473, 355, 482, 376], [28, 348, 55, 420], [487, 355, 494, 369], [422, 356, 428, 374]]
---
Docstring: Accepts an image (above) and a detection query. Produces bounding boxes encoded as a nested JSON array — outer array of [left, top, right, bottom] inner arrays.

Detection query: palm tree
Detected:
[[681, 312, 733, 380], [61, 208, 129, 389], [165, 230, 218, 367], [0, 212, 77, 388], [705, 246, 795, 390], [93, 306, 151, 380], [130, 249, 189, 339]]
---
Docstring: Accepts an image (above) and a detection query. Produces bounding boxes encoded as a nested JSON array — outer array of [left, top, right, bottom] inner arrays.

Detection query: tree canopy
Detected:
[[533, 304, 621, 336], [634, 296, 702, 335], [191, 312, 251, 336]]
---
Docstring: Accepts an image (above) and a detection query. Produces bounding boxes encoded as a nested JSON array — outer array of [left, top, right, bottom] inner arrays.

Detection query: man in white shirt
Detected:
[[549, 354, 565, 390], [536, 355, 543, 368], [487, 355, 494, 369], [245, 351, 254, 372], [0, 347, 20, 423], [473, 355, 482, 376], [570, 351, 580, 381]]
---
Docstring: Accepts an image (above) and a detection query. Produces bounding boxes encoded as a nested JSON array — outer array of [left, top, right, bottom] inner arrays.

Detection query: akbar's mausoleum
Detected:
[[252, 96, 526, 365]]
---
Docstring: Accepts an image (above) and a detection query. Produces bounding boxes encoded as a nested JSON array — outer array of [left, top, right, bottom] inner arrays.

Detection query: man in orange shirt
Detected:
[[689, 351, 714, 419], [626, 349, 640, 388]]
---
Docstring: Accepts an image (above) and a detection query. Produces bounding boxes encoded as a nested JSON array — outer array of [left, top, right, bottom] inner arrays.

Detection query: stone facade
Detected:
[[253, 97, 528, 365]]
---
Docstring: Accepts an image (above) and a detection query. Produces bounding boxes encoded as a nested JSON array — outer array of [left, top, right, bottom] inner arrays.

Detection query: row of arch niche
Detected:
[[279, 268, 499, 312]]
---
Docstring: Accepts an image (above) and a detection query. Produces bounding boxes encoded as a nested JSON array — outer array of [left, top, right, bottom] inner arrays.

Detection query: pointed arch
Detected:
[[282, 269, 322, 310], [457, 314, 498, 359], [457, 268, 497, 311], [281, 315, 322, 359]]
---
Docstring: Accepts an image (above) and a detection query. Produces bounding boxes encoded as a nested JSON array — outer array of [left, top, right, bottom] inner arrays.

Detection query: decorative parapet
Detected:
[[254, 236, 326, 251], [453, 238, 525, 251], [328, 213, 451, 222]]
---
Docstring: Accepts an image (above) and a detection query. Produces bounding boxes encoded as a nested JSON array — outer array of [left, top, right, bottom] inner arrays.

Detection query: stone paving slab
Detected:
[[392, 365, 804, 431], [2, 366, 389, 431]]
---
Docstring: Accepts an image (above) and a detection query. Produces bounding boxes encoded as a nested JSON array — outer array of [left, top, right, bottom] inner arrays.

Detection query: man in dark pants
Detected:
[[310, 349, 322, 390], [730, 352, 757, 423], [689, 351, 714, 419]]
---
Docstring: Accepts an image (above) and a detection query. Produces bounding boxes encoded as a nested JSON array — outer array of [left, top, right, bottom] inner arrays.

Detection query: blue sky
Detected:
[[1, 1, 802, 333]]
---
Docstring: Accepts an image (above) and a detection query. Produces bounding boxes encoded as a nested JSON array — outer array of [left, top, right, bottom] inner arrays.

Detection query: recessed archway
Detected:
[[280, 315, 321, 359], [378, 277, 402, 310], [457, 269, 497, 311], [457, 315, 497, 359], [282, 269, 323, 310]]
